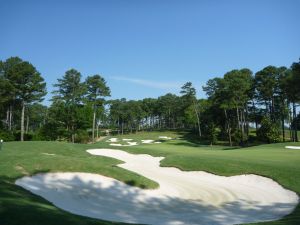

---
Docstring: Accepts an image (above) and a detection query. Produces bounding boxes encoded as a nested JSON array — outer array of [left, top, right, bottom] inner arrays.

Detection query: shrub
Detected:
[[74, 129, 90, 143], [232, 130, 248, 146], [0, 130, 15, 141], [13, 131, 33, 141], [207, 123, 219, 145], [38, 122, 68, 141], [257, 117, 281, 143]]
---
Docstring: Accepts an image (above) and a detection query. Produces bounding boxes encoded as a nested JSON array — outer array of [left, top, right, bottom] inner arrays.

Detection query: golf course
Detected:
[[1, 131, 300, 225], [1, 1, 300, 224]]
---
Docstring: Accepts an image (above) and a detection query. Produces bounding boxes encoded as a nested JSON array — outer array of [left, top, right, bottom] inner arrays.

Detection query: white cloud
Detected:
[[110, 76, 182, 89]]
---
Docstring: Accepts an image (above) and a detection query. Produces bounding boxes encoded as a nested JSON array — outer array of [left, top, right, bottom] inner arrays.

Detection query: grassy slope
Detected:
[[1, 131, 300, 225]]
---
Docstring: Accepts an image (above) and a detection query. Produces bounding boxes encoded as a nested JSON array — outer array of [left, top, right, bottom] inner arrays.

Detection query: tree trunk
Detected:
[[282, 115, 285, 142], [224, 109, 232, 146], [271, 96, 275, 121], [288, 104, 293, 141], [265, 101, 268, 116], [9, 105, 13, 131], [26, 115, 29, 134], [71, 124, 75, 143], [97, 124, 99, 139], [252, 100, 258, 132], [168, 108, 171, 129], [281, 98, 286, 142], [293, 102, 298, 142], [245, 105, 249, 137], [21, 102, 25, 141], [236, 107, 240, 130], [173, 116, 176, 129], [92, 109, 96, 143], [193, 101, 201, 138], [241, 108, 245, 141], [6, 108, 9, 129]]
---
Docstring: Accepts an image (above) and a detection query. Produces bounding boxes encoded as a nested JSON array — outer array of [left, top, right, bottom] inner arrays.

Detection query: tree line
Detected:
[[0, 56, 299, 145]]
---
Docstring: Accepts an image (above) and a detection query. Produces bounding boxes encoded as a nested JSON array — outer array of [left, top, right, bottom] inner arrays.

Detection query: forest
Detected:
[[0, 56, 299, 146]]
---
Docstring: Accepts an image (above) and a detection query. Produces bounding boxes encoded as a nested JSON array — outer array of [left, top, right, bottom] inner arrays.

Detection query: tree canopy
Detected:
[[0, 56, 299, 144]]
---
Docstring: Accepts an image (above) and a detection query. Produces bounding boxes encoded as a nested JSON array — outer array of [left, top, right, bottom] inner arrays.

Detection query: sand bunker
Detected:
[[16, 149, 299, 225], [159, 136, 172, 140], [141, 140, 155, 144], [106, 137, 164, 146], [41, 153, 56, 156], [110, 142, 138, 147], [285, 146, 300, 149], [106, 138, 118, 142]]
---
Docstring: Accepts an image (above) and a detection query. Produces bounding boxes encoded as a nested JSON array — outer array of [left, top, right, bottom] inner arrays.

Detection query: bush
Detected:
[[38, 122, 68, 141], [206, 123, 219, 145], [0, 130, 15, 141], [257, 117, 281, 143], [13, 131, 34, 141], [74, 129, 90, 143], [232, 130, 248, 146]]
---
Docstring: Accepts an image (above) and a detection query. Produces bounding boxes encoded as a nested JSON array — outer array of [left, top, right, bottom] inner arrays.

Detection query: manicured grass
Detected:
[[1, 132, 300, 225]]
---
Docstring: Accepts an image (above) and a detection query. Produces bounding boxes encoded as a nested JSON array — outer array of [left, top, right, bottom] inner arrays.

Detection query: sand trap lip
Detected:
[[285, 146, 300, 149], [16, 149, 299, 225]]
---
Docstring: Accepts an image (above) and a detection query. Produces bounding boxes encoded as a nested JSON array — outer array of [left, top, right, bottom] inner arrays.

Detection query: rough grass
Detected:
[[0, 131, 300, 225]]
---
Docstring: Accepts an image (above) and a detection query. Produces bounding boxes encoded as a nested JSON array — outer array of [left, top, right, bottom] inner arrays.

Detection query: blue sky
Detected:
[[1, 0, 300, 105]]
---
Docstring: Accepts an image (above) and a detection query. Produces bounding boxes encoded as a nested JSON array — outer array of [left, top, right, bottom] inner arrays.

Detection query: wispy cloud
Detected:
[[111, 76, 182, 89]]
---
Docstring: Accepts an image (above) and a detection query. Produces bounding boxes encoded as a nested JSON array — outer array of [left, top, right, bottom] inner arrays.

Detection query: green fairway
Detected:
[[0, 131, 300, 225]]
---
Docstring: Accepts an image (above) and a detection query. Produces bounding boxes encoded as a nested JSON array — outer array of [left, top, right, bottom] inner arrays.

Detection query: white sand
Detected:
[[123, 138, 133, 141], [159, 136, 172, 140], [16, 149, 299, 225], [110, 142, 138, 147], [285, 146, 300, 149], [109, 143, 123, 146], [106, 138, 118, 142], [41, 153, 56, 156], [127, 142, 138, 146], [154, 141, 162, 144], [141, 140, 154, 144]]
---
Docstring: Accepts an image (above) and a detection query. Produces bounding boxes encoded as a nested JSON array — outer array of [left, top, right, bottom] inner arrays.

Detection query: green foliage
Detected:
[[74, 129, 90, 143], [207, 123, 219, 145], [51, 69, 88, 142], [12, 131, 34, 141], [52, 69, 86, 105], [1, 56, 299, 146], [36, 122, 67, 141], [232, 130, 248, 145], [0, 130, 15, 141], [257, 117, 281, 143], [85, 74, 111, 103]]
